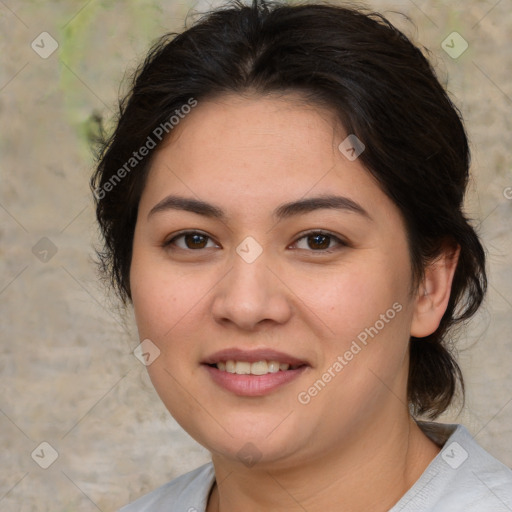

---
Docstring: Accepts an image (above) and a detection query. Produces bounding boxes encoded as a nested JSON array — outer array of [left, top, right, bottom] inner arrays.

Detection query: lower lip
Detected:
[[203, 364, 308, 396]]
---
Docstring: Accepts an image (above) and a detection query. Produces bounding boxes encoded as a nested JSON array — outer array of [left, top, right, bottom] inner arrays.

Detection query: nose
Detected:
[[210, 247, 292, 332]]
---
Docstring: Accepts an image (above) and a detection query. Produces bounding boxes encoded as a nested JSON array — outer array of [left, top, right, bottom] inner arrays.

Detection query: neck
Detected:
[[207, 414, 440, 512]]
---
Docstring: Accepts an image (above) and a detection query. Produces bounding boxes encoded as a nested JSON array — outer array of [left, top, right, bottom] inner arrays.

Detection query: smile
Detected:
[[202, 349, 309, 396]]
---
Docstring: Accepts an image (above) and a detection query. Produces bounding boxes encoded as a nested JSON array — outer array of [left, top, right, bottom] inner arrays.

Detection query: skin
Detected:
[[129, 92, 459, 511]]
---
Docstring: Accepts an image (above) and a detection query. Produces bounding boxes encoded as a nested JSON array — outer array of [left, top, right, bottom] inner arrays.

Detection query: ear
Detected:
[[410, 243, 460, 338]]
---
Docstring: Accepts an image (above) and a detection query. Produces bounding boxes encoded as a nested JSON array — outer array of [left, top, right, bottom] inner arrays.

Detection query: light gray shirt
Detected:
[[119, 421, 512, 511]]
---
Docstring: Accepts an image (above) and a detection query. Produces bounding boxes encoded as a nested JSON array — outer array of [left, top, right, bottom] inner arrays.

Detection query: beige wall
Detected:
[[1, 0, 511, 510]]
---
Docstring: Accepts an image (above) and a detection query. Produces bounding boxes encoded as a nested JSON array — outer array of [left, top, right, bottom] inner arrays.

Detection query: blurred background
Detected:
[[0, 0, 511, 510]]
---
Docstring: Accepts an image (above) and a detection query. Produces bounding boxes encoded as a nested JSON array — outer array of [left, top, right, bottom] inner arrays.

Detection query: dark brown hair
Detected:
[[91, 0, 487, 419]]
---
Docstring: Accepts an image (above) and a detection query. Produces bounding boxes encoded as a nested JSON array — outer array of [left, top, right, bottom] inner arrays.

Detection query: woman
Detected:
[[91, 0, 512, 510]]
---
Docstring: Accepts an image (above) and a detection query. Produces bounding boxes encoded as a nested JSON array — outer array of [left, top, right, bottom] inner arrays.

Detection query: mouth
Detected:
[[202, 347, 309, 372], [201, 348, 309, 396]]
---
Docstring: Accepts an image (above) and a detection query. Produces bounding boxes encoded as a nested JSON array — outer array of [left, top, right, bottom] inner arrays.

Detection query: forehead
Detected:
[[156, 92, 343, 166], [139, 92, 394, 224]]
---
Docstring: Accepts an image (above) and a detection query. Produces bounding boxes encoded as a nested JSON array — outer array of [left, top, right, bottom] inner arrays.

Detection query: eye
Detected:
[[291, 230, 347, 253], [162, 230, 347, 253], [163, 231, 219, 251]]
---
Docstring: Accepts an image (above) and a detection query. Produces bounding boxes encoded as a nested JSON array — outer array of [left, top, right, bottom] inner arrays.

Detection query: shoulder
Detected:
[[393, 422, 512, 512], [443, 423, 512, 510], [118, 462, 215, 512]]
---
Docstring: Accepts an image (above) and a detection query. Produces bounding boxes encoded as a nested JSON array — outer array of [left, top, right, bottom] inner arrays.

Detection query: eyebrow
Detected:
[[147, 194, 372, 222]]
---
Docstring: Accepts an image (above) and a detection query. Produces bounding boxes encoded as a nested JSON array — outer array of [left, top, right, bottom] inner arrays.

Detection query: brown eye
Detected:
[[162, 230, 346, 253], [293, 231, 346, 252], [163, 231, 218, 250]]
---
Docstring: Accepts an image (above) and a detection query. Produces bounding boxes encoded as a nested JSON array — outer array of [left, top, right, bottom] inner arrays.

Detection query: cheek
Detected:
[[290, 255, 410, 343], [130, 241, 198, 342], [291, 253, 413, 400], [130, 249, 209, 428]]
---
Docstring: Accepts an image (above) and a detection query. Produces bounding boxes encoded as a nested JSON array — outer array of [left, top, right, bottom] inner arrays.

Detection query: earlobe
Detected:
[[410, 244, 460, 338]]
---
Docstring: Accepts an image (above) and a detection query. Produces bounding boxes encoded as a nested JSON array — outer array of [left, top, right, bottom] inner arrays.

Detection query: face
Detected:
[[130, 93, 418, 468]]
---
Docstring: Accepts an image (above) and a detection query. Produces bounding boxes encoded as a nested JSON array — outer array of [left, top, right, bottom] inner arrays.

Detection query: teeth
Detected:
[[267, 361, 280, 373], [216, 360, 298, 375], [251, 361, 269, 375], [235, 361, 251, 374]]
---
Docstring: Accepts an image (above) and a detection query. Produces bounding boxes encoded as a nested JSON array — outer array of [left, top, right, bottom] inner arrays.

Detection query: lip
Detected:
[[203, 365, 308, 397], [201, 347, 310, 397]]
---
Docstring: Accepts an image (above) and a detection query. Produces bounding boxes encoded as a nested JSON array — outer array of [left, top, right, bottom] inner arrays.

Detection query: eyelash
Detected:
[[162, 230, 347, 254]]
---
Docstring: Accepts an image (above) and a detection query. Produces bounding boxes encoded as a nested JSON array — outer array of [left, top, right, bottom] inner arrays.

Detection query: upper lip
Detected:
[[202, 348, 309, 366]]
